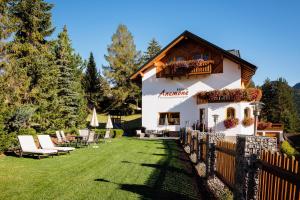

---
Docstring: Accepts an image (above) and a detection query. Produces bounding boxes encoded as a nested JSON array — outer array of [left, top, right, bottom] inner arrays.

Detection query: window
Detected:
[[193, 54, 202, 60], [159, 112, 180, 125], [176, 56, 185, 61], [167, 57, 175, 63], [244, 107, 251, 118], [226, 107, 235, 119], [203, 53, 209, 61]]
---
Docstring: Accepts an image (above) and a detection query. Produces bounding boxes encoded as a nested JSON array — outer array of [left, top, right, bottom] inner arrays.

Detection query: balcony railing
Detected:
[[158, 59, 213, 78]]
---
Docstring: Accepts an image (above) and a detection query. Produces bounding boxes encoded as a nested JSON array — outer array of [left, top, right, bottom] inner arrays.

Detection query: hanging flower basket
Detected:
[[242, 117, 254, 127], [224, 118, 239, 129]]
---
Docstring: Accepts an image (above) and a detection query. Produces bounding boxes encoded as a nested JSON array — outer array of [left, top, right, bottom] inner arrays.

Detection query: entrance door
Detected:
[[199, 109, 205, 131]]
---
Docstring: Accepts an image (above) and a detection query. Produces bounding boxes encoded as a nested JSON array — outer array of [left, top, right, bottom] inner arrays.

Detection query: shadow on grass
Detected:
[[95, 140, 200, 200], [94, 178, 194, 200]]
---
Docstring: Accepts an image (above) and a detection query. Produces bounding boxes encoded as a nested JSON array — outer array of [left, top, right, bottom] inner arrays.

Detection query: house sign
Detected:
[[159, 88, 189, 98]]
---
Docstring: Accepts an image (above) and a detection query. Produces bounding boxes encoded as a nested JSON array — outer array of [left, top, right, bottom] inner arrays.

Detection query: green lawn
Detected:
[[0, 138, 200, 200]]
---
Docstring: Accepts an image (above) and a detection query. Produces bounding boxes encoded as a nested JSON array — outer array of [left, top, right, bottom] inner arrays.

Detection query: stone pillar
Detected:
[[234, 135, 277, 200]]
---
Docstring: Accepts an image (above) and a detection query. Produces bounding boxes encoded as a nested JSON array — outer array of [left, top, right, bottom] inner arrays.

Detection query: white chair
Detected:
[[56, 131, 63, 144], [37, 135, 75, 153], [79, 129, 90, 145], [60, 130, 71, 144], [136, 130, 144, 138], [18, 135, 58, 159]]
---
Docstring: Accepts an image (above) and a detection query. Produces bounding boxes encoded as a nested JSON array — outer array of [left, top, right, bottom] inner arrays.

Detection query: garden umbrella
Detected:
[[164, 114, 169, 137], [105, 115, 113, 139], [90, 107, 99, 127]]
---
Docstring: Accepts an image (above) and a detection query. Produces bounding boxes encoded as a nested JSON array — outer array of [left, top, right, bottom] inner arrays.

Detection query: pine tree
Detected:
[[1, 0, 59, 132], [142, 38, 161, 64], [103, 24, 141, 113], [83, 52, 101, 108], [55, 26, 87, 128], [261, 78, 298, 132]]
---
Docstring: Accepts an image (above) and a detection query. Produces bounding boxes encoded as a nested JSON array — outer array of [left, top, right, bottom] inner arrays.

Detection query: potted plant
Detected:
[[224, 118, 239, 129], [242, 117, 254, 127]]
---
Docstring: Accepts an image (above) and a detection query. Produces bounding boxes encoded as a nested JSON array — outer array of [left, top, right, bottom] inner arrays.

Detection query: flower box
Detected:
[[224, 118, 239, 129]]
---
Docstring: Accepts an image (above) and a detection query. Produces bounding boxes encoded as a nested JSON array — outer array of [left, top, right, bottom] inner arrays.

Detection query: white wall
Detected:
[[141, 58, 252, 135], [199, 102, 254, 136]]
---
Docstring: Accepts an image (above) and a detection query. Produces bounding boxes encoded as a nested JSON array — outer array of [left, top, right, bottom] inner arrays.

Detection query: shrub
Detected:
[[242, 117, 254, 126], [281, 141, 300, 157], [111, 129, 124, 138], [94, 129, 124, 138], [224, 118, 239, 129], [18, 128, 37, 136], [0, 131, 17, 153]]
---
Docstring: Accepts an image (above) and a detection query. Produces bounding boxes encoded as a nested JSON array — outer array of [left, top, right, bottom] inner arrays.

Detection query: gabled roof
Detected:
[[130, 30, 257, 80]]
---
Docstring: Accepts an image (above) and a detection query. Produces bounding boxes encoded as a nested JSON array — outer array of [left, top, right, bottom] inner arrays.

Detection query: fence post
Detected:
[[234, 135, 277, 200], [205, 133, 216, 178]]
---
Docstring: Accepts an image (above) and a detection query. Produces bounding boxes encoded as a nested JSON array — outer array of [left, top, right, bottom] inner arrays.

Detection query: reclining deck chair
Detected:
[[38, 135, 75, 154], [18, 135, 58, 159]]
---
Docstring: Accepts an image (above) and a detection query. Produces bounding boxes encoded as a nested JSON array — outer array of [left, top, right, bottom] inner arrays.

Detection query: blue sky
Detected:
[[48, 0, 300, 86]]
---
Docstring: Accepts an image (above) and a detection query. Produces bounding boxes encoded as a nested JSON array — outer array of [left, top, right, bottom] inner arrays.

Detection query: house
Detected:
[[130, 31, 262, 136]]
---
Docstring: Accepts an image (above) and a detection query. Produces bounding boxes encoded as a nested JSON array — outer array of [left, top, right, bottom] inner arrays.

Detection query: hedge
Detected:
[[280, 141, 299, 157]]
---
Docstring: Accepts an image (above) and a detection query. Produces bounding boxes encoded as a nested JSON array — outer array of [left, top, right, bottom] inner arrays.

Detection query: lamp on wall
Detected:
[[212, 114, 219, 133], [250, 101, 264, 136]]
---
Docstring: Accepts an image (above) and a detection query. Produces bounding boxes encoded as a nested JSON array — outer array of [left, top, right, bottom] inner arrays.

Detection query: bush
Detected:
[[18, 128, 37, 136], [0, 131, 17, 153], [111, 129, 124, 138], [281, 141, 300, 157], [94, 129, 124, 138]]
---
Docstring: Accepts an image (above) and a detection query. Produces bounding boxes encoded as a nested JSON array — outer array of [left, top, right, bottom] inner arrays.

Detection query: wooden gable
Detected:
[[130, 31, 257, 86]]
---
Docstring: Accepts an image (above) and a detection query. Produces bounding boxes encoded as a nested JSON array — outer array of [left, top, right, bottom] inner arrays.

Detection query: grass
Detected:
[[0, 138, 200, 200]]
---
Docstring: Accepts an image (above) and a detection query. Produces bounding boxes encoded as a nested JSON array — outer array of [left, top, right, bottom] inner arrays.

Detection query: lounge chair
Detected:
[[56, 131, 63, 144], [18, 135, 58, 159], [60, 130, 71, 145], [37, 135, 75, 153]]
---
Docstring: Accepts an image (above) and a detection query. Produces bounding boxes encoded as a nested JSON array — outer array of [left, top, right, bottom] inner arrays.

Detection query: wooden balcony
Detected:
[[157, 60, 213, 78]]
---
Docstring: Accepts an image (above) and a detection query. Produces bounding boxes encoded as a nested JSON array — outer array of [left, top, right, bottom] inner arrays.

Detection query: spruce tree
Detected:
[[103, 24, 141, 113], [83, 52, 101, 108], [2, 0, 59, 132], [261, 78, 298, 132], [55, 26, 87, 128], [142, 38, 162, 64]]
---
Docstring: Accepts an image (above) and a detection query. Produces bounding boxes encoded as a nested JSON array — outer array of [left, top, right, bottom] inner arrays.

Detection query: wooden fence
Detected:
[[258, 150, 300, 200], [215, 141, 236, 189], [180, 130, 300, 199]]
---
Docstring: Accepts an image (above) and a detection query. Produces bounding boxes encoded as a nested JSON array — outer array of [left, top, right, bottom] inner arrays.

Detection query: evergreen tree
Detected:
[[83, 52, 101, 108], [261, 78, 298, 132], [103, 24, 141, 113], [55, 26, 87, 128], [2, 0, 59, 132], [142, 38, 161, 64]]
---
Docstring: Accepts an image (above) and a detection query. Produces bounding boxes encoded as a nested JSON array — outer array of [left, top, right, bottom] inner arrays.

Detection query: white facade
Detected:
[[142, 58, 254, 136]]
